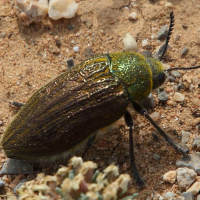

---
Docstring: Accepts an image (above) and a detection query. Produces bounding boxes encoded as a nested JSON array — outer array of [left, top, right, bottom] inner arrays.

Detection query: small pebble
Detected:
[[162, 63, 171, 70], [192, 76, 198, 83], [176, 152, 200, 174], [138, 92, 155, 109], [150, 112, 160, 122], [182, 24, 188, 29], [177, 83, 185, 90], [176, 168, 197, 190], [181, 191, 194, 200], [163, 170, 176, 184], [181, 47, 189, 56], [128, 12, 137, 20], [183, 74, 191, 83], [48, 0, 79, 20], [165, 2, 173, 7], [193, 137, 200, 148], [173, 85, 178, 92], [0, 120, 4, 126], [67, 24, 74, 30], [0, 158, 33, 175], [189, 84, 194, 91], [157, 26, 168, 40], [142, 39, 148, 47], [0, 32, 6, 38], [181, 131, 191, 144], [172, 92, 185, 102], [123, 32, 137, 51], [67, 58, 74, 68], [167, 100, 174, 105], [15, 0, 48, 25], [168, 76, 175, 82], [191, 117, 200, 126], [152, 153, 160, 160], [0, 179, 5, 188], [187, 182, 200, 195], [73, 46, 79, 52], [158, 90, 168, 102], [162, 192, 175, 199], [171, 71, 181, 78]]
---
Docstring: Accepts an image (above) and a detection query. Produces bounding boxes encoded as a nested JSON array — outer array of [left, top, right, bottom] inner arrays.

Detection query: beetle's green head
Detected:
[[143, 51, 166, 90]]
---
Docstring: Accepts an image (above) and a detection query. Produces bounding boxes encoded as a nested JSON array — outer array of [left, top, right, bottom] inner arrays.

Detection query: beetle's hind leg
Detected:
[[132, 101, 189, 155], [124, 111, 146, 188]]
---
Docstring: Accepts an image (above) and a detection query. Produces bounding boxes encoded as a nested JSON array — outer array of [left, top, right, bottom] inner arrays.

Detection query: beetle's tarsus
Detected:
[[144, 113, 189, 155], [132, 101, 189, 155], [125, 111, 146, 188]]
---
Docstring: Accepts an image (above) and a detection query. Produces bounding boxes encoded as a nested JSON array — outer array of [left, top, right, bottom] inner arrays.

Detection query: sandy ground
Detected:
[[0, 0, 200, 199]]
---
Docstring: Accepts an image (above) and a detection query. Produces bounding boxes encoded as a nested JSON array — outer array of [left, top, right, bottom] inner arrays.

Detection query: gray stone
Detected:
[[0, 179, 5, 188], [153, 153, 161, 160], [158, 90, 168, 102], [138, 92, 155, 109], [176, 153, 200, 174], [0, 158, 33, 175], [177, 168, 196, 190], [168, 76, 176, 82], [157, 26, 168, 40], [162, 191, 175, 199], [177, 83, 185, 90], [193, 137, 200, 148], [67, 24, 74, 30], [181, 192, 194, 200], [173, 85, 178, 92], [14, 179, 27, 194], [197, 195, 200, 200], [171, 71, 181, 78], [181, 47, 189, 56]]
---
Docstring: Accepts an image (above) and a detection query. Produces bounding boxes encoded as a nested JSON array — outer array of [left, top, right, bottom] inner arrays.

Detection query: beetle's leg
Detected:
[[82, 132, 97, 158], [132, 102, 189, 155], [124, 111, 146, 188]]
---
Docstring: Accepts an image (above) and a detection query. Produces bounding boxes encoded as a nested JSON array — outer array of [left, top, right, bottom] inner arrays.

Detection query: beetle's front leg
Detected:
[[124, 111, 146, 188], [132, 101, 189, 155]]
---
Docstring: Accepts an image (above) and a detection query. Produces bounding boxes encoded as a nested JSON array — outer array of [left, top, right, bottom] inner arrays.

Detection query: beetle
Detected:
[[1, 12, 200, 187]]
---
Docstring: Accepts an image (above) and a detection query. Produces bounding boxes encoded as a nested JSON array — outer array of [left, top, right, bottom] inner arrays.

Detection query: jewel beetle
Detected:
[[1, 12, 200, 187]]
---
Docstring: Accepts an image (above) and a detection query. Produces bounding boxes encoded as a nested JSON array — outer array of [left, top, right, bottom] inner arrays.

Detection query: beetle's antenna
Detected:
[[154, 11, 175, 61], [166, 65, 200, 72], [160, 11, 175, 59]]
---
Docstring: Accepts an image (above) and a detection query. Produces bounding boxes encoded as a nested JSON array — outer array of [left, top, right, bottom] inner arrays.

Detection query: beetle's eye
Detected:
[[152, 72, 166, 89]]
